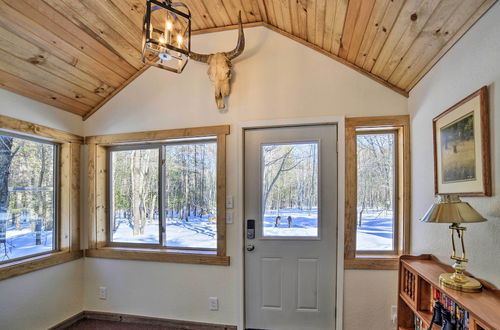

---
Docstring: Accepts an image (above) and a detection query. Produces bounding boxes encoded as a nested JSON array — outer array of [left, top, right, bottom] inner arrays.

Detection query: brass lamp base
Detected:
[[439, 272, 482, 293]]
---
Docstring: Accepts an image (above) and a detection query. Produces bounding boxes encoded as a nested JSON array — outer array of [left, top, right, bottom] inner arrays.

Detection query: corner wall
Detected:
[[83, 26, 407, 329], [0, 90, 84, 330], [409, 2, 500, 288]]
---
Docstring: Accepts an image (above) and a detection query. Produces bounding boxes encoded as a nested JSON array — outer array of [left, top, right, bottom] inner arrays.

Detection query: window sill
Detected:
[[0, 250, 83, 281], [344, 255, 399, 270], [85, 247, 230, 266]]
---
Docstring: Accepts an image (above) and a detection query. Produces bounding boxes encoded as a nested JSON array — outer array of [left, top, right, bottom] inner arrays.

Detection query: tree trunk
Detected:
[[0, 136, 14, 214], [131, 150, 142, 236]]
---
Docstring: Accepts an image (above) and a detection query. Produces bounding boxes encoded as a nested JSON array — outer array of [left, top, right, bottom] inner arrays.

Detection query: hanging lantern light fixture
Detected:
[[142, 0, 191, 73]]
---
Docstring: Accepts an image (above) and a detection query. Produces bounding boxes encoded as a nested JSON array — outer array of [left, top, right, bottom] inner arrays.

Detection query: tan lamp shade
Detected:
[[420, 194, 487, 224]]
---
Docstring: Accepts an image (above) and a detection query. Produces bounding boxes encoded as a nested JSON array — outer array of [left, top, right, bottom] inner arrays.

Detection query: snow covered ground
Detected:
[[356, 210, 394, 251], [1, 209, 392, 259], [110, 208, 393, 250], [112, 215, 217, 249], [263, 208, 319, 237], [1, 222, 53, 262], [263, 208, 393, 251]]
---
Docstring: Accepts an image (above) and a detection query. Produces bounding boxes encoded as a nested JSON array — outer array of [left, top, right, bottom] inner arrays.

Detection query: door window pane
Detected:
[[356, 132, 396, 251], [262, 143, 319, 237], [0, 135, 56, 262], [110, 148, 159, 244], [164, 142, 217, 249]]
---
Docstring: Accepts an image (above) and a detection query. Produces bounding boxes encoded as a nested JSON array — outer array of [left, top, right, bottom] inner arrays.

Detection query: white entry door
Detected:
[[244, 125, 338, 330]]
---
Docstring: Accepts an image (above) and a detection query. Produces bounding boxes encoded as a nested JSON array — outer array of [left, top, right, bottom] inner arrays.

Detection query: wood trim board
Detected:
[[344, 115, 411, 270], [86, 125, 231, 266], [0, 115, 83, 280], [0, 114, 83, 143], [49, 310, 237, 330]]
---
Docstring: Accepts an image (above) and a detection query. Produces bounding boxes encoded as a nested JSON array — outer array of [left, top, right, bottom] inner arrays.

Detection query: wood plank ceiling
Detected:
[[0, 0, 496, 120]]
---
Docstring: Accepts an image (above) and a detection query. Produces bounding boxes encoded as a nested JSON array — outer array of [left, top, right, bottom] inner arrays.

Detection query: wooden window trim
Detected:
[[0, 115, 82, 281], [86, 125, 230, 266], [345, 115, 411, 270]]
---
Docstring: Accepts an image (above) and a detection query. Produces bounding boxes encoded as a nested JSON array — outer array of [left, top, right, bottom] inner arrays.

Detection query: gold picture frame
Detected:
[[433, 86, 491, 196]]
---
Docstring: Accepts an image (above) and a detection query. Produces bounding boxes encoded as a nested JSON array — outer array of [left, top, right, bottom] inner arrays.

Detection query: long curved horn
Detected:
[[189, 51, 210, 63], [224, 11, 245, 60]]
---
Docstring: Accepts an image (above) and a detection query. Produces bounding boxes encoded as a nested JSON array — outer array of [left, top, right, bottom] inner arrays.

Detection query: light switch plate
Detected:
[[226, 210, 233, 224], [226, 196, 233, 209]]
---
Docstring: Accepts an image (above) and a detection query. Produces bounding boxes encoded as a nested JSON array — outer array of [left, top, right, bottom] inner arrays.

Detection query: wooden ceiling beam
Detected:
[[263, 23, 409, 97], [0, 0, 496, 120], [388, 0, 474, 86], [257, 0, 268, 23], [405, 0, 497, 91], [42, 0, 143, 69], [82, 65, 148, 121], [329, 0, 348, 55], [353, 0, 390, 67], [360, 0, 405, 72], [0, 0, 128, 88], [16, 0, 136, 79], [345, 0, 376, 62], [0, 70, 90, 116]]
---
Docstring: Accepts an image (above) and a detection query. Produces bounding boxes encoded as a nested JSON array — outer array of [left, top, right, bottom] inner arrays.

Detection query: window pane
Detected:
[[164, 142, 217, 249], [356, 133, 396, 251], [111, 148, 159, 244], [262, 143, 319, 237], [0, 135, 56, 262]]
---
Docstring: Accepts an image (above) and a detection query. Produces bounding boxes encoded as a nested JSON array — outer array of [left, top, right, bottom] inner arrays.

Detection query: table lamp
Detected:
[[420, 194, 487, 293]]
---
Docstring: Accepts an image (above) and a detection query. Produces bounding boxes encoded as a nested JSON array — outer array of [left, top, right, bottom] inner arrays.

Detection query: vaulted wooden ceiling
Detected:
[[0, 0, 496, 120]]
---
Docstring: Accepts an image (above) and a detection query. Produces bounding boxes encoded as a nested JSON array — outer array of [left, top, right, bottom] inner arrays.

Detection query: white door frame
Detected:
[[237, 116, 345, 330]]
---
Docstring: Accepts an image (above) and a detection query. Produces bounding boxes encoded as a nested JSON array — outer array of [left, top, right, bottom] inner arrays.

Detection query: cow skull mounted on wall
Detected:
[[189, 12, 245, 110]]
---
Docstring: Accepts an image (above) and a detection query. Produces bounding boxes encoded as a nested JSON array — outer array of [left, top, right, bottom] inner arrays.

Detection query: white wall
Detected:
[[409, 3, 500, 287], [0, 89, 84, 136], [0, 90, 84, 330], [83, 26, 407, 329], [0, 260, 84, 330]]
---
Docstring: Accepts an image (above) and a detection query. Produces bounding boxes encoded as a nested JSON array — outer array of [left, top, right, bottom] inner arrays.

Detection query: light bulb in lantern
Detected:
[[159, 34, 165, 45], [176, 34, 183, 47], [165, 20, 173, 31]]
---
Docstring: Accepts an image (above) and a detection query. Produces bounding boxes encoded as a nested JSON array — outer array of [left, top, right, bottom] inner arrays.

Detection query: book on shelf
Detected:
[[431, 287, 470, 329], [414, 315, 424, 330]]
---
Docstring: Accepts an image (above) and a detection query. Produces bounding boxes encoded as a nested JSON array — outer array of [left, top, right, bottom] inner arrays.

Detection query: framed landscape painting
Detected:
[[433, 86, 491, 196]]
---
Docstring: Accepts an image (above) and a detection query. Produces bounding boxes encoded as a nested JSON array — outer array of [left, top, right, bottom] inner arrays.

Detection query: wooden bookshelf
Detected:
[[398, 255, 500, 330]]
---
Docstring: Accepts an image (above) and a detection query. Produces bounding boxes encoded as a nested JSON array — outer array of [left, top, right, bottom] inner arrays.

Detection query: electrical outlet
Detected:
[[226, 210, 233, 224], [209, 297, 219, 311], [391, 305, 397, 324], [99, 286, 107, 300]]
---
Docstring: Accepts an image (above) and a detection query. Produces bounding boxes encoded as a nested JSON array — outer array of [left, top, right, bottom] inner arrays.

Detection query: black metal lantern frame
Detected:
[[142, 0, 191, 73]]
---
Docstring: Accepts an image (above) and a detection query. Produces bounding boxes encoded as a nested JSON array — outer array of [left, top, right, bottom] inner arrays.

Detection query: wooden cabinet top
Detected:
[[400, 254, 500, 329]]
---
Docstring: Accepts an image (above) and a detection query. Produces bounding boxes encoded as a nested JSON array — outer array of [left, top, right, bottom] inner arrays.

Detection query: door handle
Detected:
[[246, 244, 255, 252]]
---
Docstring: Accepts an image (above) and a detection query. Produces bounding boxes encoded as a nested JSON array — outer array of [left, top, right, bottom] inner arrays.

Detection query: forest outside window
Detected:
[[0, 114, 82, 281], [109, 140, 218, 250], [0, 133, 57, 263], [356, 131, 397, 253], [86, 125, 229, 266], [345, 116, 410, 270]]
